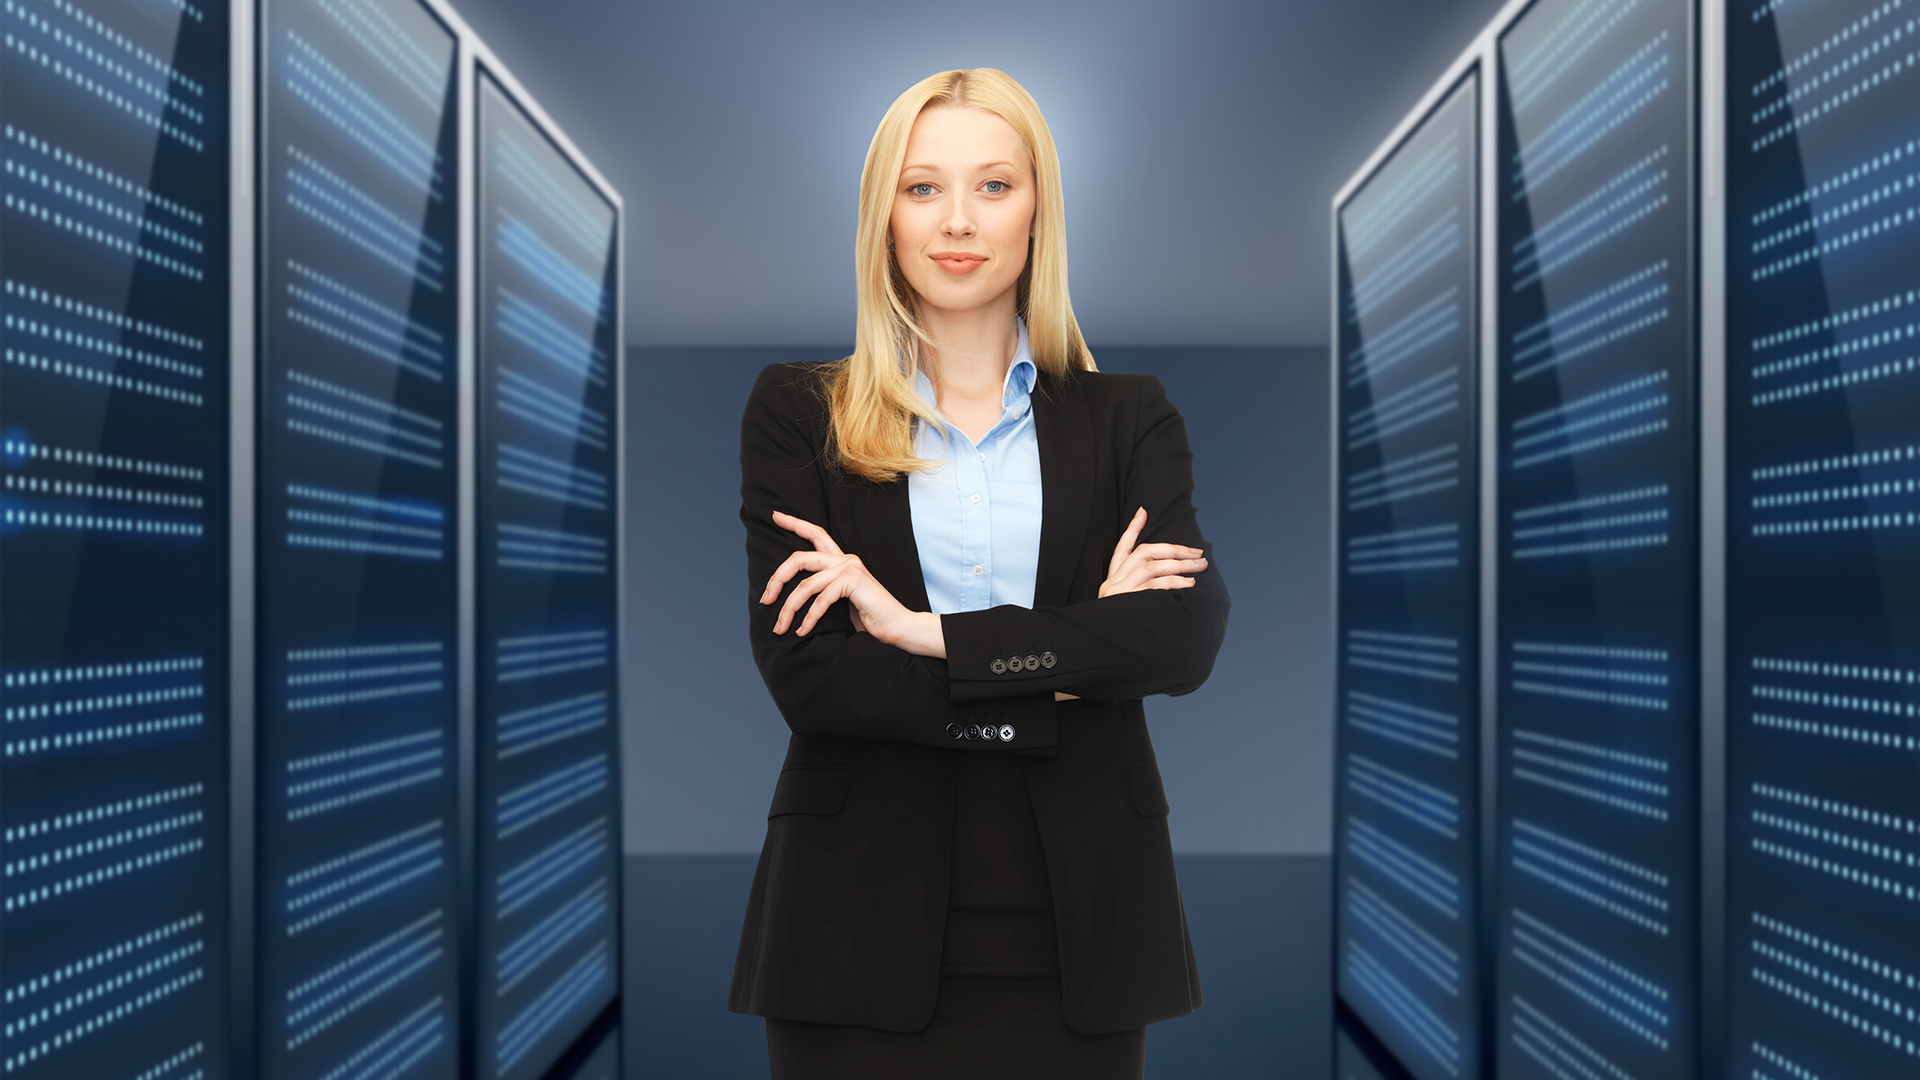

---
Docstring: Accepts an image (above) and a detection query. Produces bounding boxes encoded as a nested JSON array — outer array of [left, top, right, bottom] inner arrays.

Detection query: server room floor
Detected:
[[619, 854, 1334, 1079]]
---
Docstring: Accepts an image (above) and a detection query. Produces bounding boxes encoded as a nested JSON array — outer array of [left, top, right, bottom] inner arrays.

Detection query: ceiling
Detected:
[[450, 0, 1516, 346]]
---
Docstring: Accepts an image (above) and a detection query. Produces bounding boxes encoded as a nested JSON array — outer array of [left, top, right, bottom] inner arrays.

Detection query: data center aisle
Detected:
[[621, 854, 1334, 1079]]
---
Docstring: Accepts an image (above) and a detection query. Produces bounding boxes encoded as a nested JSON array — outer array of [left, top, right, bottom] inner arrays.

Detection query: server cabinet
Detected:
[[1724, 1, 1920, 1076], [254, 0, 464, 1076], [1333, 68, 1483, 1080], [472, 67, 623, 1080], [1492, 0, 1699, 1077], [0, 0, 234, 1077]]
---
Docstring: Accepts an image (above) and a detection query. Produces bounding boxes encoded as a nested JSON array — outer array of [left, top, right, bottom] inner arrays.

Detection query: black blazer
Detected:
[[727, 358, 1231, 1034]]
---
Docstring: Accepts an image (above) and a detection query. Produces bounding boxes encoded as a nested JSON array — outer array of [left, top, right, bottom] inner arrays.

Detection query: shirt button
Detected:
[[973, 564, 984, 575], [977, 452, 985, 461], [971, 493, 981, 504]]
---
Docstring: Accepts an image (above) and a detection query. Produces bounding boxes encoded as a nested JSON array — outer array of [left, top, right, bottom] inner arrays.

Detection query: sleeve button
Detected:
[[978, 724, 997, 742], [1008, 656, 1025, 672], [990, 659, 1007, 675], [1040, 652, 1056, 668], [964, 724, 981, 740], [1024, 654, 1039, 670], [999, 724, 1015, 741], [946, 723, 965, 739]]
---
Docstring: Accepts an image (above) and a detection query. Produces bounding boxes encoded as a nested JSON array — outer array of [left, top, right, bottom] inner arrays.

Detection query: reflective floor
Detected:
[[617, 854, 1334, 1079]]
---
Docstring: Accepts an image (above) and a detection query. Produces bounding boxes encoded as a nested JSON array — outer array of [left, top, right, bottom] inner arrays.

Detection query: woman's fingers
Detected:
[[772, 510, 843, 556], [774, 565, 833, 634], [1108, 507, 1147, 576], [760, 549, 827, 604]]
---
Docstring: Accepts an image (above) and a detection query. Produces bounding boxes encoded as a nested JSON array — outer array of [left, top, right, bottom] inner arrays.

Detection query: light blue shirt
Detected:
[[907, 318, 1044, 615]]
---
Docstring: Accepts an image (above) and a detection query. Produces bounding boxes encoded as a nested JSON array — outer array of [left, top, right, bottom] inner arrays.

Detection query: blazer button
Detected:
[[978, 724, 997, 742], [965, 723, 981, 740], [999, 724, 1015, 741], [1040, 651, 1056, 668], [947, 722, 965, 739], [1008, 655, 1025, 672], [1024, 654, 1039, 671], [990, 659, 1007, 675]]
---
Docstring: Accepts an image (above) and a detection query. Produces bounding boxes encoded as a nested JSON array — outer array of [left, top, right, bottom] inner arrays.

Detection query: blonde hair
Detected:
[[822, 68, 1096, 484]]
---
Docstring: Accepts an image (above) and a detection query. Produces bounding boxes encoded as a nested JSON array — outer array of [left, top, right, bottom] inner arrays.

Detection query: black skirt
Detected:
[[765, 752, 1147, 1079]]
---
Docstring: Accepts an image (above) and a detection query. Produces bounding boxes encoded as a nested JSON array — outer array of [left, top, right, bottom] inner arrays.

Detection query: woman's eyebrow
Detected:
[[900, 161, 1022, 174]]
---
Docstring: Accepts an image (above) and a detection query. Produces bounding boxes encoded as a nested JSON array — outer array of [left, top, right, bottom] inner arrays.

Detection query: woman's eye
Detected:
[[983, 180, 1008, 193], [909, 183, 934, 196]]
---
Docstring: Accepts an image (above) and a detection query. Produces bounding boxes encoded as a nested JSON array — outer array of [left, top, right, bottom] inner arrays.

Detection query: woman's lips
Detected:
[[931, 255, 986, 275]]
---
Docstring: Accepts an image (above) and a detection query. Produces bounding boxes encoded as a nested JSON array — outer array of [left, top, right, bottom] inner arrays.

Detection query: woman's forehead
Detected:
[[901, 106, 1031, 170]]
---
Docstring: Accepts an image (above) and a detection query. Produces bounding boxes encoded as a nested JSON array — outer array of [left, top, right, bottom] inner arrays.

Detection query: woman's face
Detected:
[[888, 105, 1036, 319]]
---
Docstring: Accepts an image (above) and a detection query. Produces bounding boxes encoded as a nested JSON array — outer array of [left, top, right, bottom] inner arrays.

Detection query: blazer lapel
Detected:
[[1031, 369, 1093, 609], [847, 466, 932, 614], [847, 367, 1092, 614]]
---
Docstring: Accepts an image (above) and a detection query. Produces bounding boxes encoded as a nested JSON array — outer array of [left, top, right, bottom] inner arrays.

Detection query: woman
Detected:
[[730, 67, 1231, 1077]]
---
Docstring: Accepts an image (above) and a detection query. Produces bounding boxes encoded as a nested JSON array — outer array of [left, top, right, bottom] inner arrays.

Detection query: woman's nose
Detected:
[[941, 194, 975, 238]]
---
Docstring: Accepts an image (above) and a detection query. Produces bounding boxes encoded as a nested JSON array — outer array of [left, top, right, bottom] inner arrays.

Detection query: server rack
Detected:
[[1722, 0, 1920, 1076], [253, 1, 465, 1077], [470, 56, 625, 1080], [0, 1, 235, 1078], [1490, 1, 1701, 1078], [1331, 60, 1487, 1080], [0, 1, 623, 1076]]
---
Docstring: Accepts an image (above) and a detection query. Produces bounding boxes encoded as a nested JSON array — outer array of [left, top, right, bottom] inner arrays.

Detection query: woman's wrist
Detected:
[[877, 610, 946, 659]]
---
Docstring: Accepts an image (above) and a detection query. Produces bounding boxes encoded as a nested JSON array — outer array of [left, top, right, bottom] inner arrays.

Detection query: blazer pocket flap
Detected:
[[1124, 766, 1170, 816], [768, 767, 851, 818]]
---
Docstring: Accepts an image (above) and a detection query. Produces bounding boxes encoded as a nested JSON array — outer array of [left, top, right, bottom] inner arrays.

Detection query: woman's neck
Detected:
[[918, 293, 1020, 404]]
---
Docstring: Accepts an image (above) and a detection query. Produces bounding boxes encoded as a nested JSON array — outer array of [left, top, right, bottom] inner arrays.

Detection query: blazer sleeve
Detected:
[[740, 363, 1059, 752], [939, 374, 1231, 702]]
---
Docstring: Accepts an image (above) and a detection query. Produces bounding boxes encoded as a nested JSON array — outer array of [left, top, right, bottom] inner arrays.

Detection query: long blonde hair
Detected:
[[822, 68, 1097, 484]]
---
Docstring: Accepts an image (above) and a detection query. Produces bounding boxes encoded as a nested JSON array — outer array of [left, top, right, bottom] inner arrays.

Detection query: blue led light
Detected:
[[1346, 289, 1462, 389], [1346, 211, 1463, 327], [497, 691, 607, 759], [1347, 754, 1461, 838], [1346, 368, 1459, 450], [1346, 443, 1460, 512], [1506, 0, 1649, 111], [1511, 909, 1670, 1048], [497, 367, 608, 449], [1348, 878, 1461, 991], [494, 136, 613, 256], [313, 998, 443, 1080], [496, 818, 608, 919], [493, 943, 611, 1075], [1347, 939, 1462, 1075], [285, 820, 445, 936], [498, 289, 608, 385], [1346, 691, 1460, 759], [286, 910, 444, 1050], [3, 2, 203, 150], [286, 149, 445, 291], [1511, 33, 1671, 196], [497, 630, 608, 684], [283, 31, 437, 188], [496, 444, 607, 511], [495, 756, 609, 839]]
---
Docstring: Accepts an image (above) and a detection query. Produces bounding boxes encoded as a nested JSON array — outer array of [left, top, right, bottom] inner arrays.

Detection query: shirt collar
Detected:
[[910, 318, 1037, 416]]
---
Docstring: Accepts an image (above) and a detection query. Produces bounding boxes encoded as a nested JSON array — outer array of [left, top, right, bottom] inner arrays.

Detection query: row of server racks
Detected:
[[0, 0, 625, 1078], [1331, 0, 1920, 1077]]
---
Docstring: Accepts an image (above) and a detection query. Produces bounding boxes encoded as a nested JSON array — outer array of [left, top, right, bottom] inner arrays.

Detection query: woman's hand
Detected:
[[1099, 507, 1207, 598], [761, 511, 944, 656], [1052, 509, 1209, 702]]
